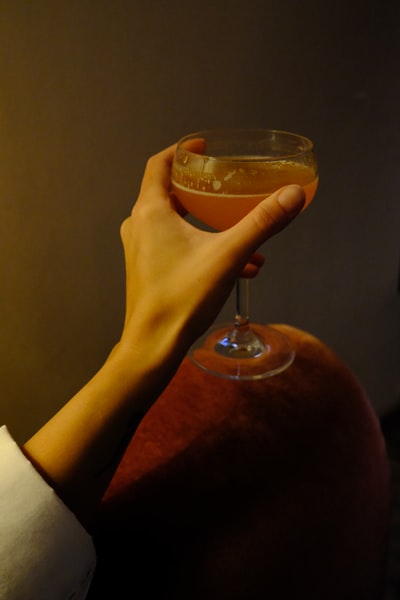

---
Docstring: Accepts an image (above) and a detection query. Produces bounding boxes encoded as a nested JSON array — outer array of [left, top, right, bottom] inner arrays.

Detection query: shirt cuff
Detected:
[[0, 425, 96, 599]]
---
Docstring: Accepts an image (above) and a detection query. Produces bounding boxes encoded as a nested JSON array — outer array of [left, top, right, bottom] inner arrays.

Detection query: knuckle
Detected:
[[252, 202, 282, 235]]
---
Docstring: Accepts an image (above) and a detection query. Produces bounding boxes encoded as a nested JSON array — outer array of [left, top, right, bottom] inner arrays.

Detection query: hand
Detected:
[[119, 143, 305, 358]]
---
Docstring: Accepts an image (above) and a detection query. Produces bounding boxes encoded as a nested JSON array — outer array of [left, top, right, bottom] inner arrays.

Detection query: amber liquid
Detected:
[[172, 159, 318, 230]]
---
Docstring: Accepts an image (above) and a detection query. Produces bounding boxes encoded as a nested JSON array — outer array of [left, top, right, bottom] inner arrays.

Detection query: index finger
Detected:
[[139, 143, 177, 196]]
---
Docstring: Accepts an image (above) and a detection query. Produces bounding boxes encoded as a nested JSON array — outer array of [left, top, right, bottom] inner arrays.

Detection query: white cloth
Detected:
[[0, 425, 96, 599]]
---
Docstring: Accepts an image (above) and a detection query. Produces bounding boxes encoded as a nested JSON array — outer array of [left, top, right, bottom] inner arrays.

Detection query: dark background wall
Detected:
[[0, 0, 399, 443]]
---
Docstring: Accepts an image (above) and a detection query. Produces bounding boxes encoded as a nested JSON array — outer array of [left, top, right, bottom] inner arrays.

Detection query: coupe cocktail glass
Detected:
[[171, 129, 318, 380]]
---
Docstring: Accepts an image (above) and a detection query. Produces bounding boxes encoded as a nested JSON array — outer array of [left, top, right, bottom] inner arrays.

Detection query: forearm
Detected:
[[23, 339, 184, 527]]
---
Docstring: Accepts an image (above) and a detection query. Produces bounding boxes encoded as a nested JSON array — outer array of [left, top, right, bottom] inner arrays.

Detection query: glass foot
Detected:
[[189, 323, 295, 380]]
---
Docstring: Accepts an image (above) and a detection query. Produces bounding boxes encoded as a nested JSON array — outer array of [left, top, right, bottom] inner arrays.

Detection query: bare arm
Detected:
[[23, 143, 305, 527]]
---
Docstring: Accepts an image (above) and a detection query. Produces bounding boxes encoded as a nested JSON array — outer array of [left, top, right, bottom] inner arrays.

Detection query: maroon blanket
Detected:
[[89, 325, 390, 599]]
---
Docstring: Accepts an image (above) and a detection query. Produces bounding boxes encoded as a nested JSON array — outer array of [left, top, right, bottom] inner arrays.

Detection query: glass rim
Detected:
[[175, 128, 315, 162]]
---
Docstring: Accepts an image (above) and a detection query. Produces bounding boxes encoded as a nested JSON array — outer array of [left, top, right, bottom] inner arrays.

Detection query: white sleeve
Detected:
[[0, 425, 96, 600]]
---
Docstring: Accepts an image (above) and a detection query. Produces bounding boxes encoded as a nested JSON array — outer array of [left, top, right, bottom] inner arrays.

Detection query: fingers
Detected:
[[275, 184, 306, 216], [240, 263, 262, 278], [139, 143, 177, 196], [240, 252, 265, 279], [139, 138, 209, 196], [180, 137, 206, 154], [226, 185, 305, 260], [248, 252, 265, 268], [139, 138, 207, 199], [127, 143, 304, 292]]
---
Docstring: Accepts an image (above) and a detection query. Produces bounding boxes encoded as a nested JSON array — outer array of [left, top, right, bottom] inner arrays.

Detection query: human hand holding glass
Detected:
[[171, 129, 318, 380]]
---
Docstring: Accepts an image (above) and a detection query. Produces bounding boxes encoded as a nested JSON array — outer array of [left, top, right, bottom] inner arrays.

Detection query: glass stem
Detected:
[[226, 278, 263, 354], [214, 278, 264, 357], [234, 278, 250, 329]]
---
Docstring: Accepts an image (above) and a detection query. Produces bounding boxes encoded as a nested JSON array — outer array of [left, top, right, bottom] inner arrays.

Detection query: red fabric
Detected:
[[89, 325, 390, 599]]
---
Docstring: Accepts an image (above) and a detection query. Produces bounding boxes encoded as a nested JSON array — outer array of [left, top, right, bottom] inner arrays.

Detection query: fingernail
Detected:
[[277, 185, 305, 214]]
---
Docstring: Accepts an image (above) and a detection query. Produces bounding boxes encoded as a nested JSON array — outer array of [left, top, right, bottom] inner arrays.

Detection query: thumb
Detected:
[[225, 184, 305, 259]]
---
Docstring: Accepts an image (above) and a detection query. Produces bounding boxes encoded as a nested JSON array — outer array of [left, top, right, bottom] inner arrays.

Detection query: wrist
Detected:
[[104, 325, 187, 410]]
